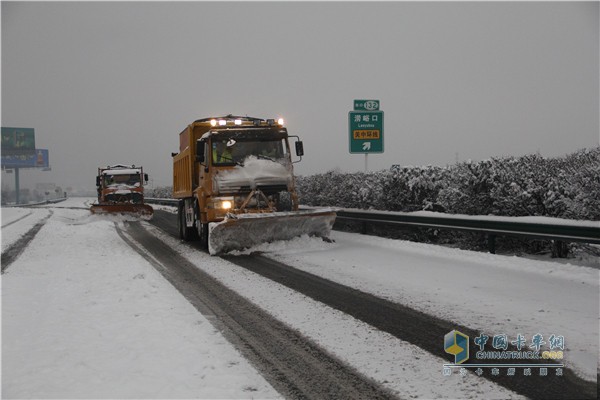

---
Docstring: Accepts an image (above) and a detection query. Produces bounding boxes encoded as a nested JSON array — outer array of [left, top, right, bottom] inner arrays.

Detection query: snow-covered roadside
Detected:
[[2, 199, 278, 399], [244, 231, 600, 383], [145, 223, 523, 399], [1, 207, 51, 252]]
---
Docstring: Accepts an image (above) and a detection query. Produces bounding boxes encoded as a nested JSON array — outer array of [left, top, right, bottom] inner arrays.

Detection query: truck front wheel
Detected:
[[198, 222, 209, 250]]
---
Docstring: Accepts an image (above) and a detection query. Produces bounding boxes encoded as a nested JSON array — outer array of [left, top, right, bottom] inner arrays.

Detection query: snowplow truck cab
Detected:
[[91, 164, 154, 217], [172, 115, 336, 255]]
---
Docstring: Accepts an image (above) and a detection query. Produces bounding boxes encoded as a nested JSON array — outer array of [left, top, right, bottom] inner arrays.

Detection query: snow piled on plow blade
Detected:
[[89, 204, 154, 220], [208, 208, 337, 255]]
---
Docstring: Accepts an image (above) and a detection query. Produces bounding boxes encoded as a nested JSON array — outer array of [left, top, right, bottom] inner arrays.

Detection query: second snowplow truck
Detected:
[[91, 164, 154, 217], [172, 115, 336, 255]]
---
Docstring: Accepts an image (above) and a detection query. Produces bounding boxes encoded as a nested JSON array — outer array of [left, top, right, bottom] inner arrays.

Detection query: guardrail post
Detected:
[[487, 234, 496, 254], [551, 240, 568, 258]]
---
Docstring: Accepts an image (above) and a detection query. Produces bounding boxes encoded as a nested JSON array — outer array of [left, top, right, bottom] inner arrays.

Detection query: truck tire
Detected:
[[177, 202, 185, 239], [198, 222, 209, 250], [178, 201, 197, 241]]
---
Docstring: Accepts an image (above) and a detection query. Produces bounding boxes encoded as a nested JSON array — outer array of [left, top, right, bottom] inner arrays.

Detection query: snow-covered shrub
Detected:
[[558, 148, 600, 220], [149, 186, 173, 198], [296, 170, 385, 209], [438, 160, 495, 215], [381, 165, 448, 211]]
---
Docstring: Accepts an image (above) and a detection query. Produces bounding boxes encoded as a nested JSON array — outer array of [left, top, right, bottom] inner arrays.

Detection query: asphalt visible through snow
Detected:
[[223, 254, 596, 400], [1, 210, 53, 274], [121, 219, 396, 400], [146, 209, 597, 400]]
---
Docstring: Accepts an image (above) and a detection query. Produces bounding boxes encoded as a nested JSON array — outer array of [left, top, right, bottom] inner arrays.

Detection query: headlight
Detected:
[[211, 197, 234, 210]]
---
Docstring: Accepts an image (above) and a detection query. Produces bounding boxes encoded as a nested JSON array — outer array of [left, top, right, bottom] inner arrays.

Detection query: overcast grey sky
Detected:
[[2, 1, 598, 191]]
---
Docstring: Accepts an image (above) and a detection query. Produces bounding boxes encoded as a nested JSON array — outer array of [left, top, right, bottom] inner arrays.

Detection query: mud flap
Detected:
[[90, 204, 154, 219], [208, 208, 336, 255]]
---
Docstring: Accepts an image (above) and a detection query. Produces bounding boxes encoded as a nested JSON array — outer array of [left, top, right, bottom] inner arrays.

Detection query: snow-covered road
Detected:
[[2, 200, 277, 399], [253, 229, 599, 382], [1, 198, 598, 399]]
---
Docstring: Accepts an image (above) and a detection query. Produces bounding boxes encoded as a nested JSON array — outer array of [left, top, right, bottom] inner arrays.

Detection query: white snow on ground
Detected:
[[148, 225, 523, 399], [2, 198, 598, 399], [1, 198, 278, 399], [1, 207, 51, 252], [238, 231, 599, 383]]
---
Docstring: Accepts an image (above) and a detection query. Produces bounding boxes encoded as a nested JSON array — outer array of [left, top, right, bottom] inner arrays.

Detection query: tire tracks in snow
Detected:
[[1, 211, 33, 229], [147, 209, 597, 400], [1, 210, 53, 273], [116, 221, 397, 400], [224, 254, 597, 400]]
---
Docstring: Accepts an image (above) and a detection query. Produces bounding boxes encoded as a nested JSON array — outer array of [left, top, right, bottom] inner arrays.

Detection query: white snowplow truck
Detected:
[[91, 164, 154, 218], [172, 115, 336, 255]]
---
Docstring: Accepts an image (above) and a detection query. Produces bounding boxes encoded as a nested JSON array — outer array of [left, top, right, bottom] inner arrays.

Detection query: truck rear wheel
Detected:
[[178, 201, 197, 241], [177, 203, 185, 240]]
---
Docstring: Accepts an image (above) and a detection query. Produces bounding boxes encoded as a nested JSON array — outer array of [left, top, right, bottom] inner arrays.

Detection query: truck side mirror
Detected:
[[196, 140, 205, 163], [295, 141, 304, 157], [144, 173, 149, 182], [96, 176, 101, 187]]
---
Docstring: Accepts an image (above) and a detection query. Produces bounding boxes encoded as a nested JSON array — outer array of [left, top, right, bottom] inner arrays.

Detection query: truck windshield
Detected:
[[104, 174, 140, 186], [212, 139, 287, 165]]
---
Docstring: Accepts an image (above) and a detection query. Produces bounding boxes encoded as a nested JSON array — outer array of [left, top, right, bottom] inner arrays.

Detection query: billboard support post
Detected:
[[15, 168, 20, 204]]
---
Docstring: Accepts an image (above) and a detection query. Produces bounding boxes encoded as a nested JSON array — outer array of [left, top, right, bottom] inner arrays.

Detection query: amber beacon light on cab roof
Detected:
[[172, 115, 336, 255]]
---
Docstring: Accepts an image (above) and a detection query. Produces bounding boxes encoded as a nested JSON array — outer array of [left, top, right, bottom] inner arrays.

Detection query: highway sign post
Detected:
[[349, 100, 384, 171]]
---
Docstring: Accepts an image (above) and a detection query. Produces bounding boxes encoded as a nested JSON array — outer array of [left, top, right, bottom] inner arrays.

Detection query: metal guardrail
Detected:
[[145, 198, 600, 252], [146, 198, 179, 206], [335, 210, 600, 244], [335, 209, 600, 254], [2, 197, 68, 207]]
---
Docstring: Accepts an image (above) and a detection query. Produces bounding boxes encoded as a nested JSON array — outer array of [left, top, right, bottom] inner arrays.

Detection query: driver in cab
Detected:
[[212, 141, 233, 164]]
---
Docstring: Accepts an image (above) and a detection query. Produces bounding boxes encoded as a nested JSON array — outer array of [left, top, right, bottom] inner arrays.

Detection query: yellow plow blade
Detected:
[[208, 208, 336, 255]]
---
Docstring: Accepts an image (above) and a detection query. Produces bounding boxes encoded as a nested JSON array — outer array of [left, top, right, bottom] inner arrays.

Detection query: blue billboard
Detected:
[[1, 149, 49, 168]]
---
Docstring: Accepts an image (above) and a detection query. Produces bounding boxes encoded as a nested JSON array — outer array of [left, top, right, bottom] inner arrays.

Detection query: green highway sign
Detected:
[[353, 100, 380, 111], [349, 110, 384, 154], [1, 127, 35, 155]]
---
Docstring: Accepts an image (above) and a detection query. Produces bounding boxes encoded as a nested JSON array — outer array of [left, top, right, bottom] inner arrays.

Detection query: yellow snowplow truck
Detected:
[[91, 164, 154, 218], [172, 115, 336, 255]]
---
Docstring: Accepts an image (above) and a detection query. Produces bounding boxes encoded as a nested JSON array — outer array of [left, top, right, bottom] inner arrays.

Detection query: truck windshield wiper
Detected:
[[256, 154, 277, 163]]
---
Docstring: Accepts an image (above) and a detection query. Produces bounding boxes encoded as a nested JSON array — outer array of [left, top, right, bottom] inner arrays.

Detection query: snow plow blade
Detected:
[[90, 204, 154, 219], [208, 208, 336, 255]]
